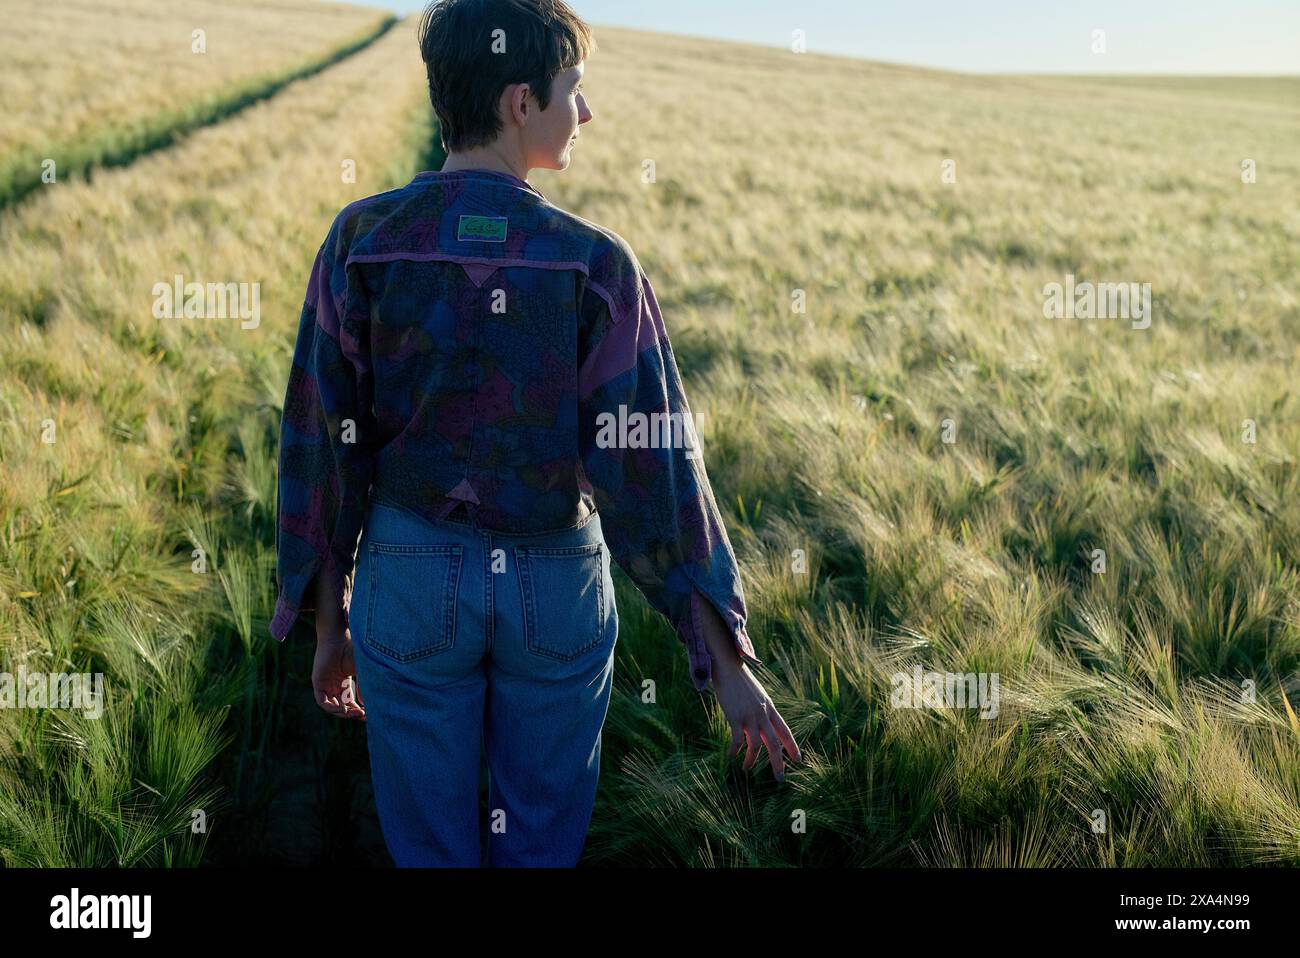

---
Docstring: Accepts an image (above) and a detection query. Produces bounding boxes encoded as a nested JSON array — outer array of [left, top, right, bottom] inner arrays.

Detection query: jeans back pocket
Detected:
[[364, 543, 463, 662], [514, 542, 606, 661]]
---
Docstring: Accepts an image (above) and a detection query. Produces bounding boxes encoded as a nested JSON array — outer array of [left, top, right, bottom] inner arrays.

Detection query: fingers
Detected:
[[340, 643, 365, 716], [742, 725, 759, 771], [313, 640, 366, 720], [340, 676, 366, 721], [340, 702, 366, 721], [338, 690, 365, 720], [316, 684, 367, 721], [340, 676, 360, 708], [728, 699, 800, 781], [760, 722, 785, 781], [771, 709, 801, 765]]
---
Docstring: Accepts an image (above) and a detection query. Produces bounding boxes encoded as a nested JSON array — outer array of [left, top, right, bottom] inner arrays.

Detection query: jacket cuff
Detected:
[[269, 592, 301, 642], [678, 585, 762, 693], [267, 554, 351, 642]]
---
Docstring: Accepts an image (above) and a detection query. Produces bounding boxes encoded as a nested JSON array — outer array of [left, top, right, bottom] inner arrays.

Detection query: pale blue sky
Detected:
[[349, 0, 1299, 74]]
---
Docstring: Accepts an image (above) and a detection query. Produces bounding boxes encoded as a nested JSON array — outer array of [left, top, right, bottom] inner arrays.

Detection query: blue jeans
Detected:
[[350, 492, 618, 866]]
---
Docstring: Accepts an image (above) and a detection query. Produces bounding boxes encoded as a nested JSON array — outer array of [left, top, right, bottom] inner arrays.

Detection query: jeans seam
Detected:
[[516, 548, 534, 654], [445, 548, 461, 654], [484, 530, 494, 654]]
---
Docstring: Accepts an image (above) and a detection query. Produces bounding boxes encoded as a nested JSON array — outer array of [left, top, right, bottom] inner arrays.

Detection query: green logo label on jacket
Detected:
[[457, 215, 508, 242]]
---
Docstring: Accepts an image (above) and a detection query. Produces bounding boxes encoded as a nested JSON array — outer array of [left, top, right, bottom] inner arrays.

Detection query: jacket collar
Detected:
[[415, 168, 545, 200]]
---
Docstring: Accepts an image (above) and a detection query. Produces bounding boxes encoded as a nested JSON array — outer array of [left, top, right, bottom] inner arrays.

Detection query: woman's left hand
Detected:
[[312, 626, 366, 721]]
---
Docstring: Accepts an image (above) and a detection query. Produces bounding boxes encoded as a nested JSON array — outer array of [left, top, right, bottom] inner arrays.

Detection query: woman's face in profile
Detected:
[[526, 61, 592, 171]]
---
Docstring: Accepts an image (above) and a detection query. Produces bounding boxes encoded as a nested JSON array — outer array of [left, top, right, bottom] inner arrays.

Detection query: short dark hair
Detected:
[[418, 0, 596, 153]]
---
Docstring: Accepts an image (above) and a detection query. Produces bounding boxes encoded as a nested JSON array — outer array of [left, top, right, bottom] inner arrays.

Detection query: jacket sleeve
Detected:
[[577, 260, 762, 692], [269, 214, 376, 641]]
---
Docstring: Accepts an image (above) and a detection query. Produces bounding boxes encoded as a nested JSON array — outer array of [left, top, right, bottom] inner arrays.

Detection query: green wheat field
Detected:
[[1, 0, 1297, 867]]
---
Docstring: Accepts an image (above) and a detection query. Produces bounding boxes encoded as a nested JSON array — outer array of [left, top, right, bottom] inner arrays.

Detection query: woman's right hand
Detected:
[[711, 663, 800, 782]]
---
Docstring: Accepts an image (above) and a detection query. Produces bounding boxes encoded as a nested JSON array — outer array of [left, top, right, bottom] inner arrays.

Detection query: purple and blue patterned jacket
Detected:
[[270, 168, 761, 691]]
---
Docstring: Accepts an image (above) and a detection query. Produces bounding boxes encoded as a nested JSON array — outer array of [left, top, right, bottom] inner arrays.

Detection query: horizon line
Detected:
[[586, 21, 1300, 80]]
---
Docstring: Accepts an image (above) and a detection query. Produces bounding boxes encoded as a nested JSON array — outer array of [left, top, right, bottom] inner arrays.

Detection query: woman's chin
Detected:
[[533, 153, 568, 172]]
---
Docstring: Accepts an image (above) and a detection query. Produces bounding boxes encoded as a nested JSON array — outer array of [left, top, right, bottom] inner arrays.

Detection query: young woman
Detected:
[[270, 0, 799, 866]]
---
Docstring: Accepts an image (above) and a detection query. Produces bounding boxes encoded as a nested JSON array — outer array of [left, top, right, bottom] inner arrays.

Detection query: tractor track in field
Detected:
[[0, 14, 398, 214]]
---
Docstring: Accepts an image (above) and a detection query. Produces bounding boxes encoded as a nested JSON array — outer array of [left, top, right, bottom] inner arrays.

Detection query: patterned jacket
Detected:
[[270, 168, 761, 691]]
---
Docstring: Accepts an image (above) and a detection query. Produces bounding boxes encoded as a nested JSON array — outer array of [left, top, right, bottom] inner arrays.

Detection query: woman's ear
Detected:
[[507, 81, 531, 124]]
